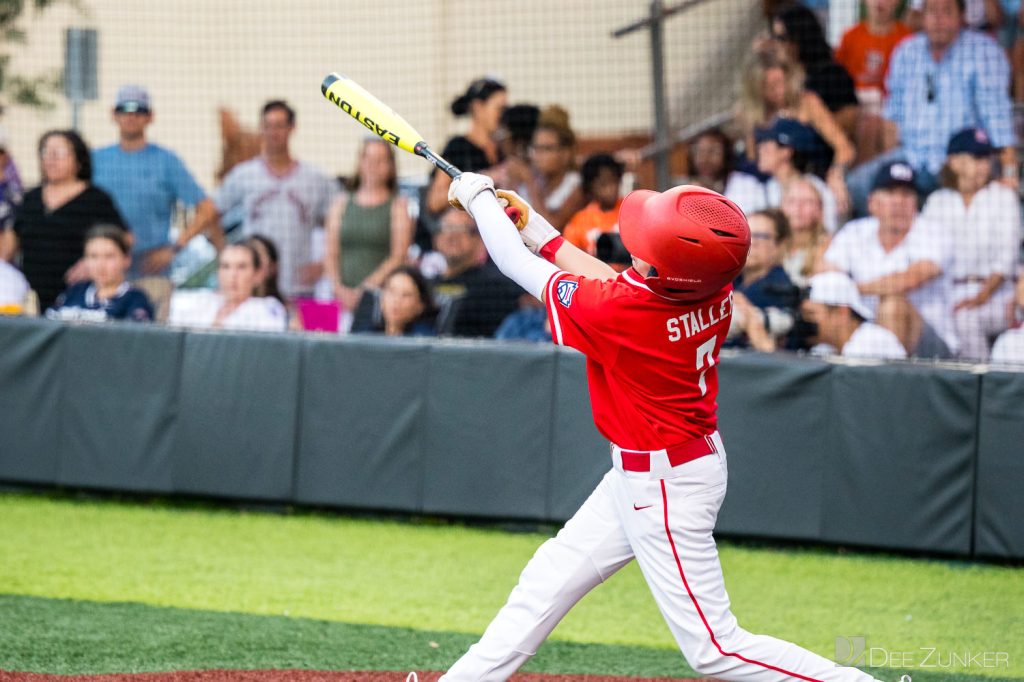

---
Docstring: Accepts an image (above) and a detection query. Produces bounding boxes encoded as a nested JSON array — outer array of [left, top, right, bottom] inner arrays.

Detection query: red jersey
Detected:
[[544, 267, 732, 451]]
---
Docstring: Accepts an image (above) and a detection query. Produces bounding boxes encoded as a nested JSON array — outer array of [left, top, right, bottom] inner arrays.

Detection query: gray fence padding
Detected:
[[715, 354, 832, 541], [421, 341, 556, 519], [0, 319, 1021, 559], [975, 370, 1024, 559], [171, 330, 302, 501], [820, 364, 978, 555], [548, 349, 612, 521], [295, 337, 430, 512], [0, 319, 63, 484], [56, 323, 184, 493]]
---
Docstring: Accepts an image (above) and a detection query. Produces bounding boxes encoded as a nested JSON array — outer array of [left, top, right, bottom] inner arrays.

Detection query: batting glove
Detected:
[[448, 172, 495, 215], [496, 190, 559, 255]]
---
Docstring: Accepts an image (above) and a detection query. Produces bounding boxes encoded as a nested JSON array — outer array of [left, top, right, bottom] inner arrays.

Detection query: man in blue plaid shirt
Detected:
[[848, 0, 1017, 216]]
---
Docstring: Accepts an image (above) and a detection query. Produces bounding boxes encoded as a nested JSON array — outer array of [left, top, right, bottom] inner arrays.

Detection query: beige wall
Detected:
[[4, 0, 759, 189]]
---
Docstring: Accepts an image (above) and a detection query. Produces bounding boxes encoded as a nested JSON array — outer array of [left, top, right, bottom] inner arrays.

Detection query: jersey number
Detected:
[[696, 335, 718, 397]]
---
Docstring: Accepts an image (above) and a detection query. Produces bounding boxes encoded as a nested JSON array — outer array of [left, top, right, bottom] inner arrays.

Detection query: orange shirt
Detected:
[[835, 21, 913, 93], [563, 199, 622, 255]]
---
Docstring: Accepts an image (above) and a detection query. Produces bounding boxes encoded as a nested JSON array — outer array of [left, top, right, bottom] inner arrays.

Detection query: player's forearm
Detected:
[[976, 274, 1005, 303], [858, 266, 935, 296], [551, 239, 617, 281], [468, 192, 559, 301]]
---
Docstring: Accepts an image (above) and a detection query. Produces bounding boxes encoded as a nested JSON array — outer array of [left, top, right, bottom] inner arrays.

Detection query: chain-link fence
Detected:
[[0, 0, 1021, 364]]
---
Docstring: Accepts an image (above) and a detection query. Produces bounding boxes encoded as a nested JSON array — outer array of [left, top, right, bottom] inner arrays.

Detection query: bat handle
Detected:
[[415, 142, 521, 223]]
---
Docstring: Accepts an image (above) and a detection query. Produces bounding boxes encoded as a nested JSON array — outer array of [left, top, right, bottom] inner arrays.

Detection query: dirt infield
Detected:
[[0, 670, 699, 682]]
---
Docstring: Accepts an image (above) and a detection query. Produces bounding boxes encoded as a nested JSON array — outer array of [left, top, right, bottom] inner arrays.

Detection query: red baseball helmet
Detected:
[[618, 185, 750, 302]]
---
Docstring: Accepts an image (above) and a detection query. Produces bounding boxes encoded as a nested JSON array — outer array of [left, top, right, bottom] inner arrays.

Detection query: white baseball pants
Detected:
[[441, 434, 879, 682]]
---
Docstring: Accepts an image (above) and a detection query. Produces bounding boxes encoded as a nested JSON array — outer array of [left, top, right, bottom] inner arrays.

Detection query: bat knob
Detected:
[[505, 207, 522, 225]]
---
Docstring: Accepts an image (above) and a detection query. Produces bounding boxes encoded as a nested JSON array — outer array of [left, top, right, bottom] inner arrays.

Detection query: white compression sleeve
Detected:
[[468, 192, 561, 301]]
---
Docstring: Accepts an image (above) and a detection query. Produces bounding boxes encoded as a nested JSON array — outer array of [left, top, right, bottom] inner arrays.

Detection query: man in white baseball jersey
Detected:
[[426, 172, 880, 682], [804, 271, 908, 359], [212, 100, 339, 299], [824, 160, 957, 358]]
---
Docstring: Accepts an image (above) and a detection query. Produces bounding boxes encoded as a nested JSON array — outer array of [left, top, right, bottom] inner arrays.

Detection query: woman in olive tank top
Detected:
[[323, 139, 413, 312]]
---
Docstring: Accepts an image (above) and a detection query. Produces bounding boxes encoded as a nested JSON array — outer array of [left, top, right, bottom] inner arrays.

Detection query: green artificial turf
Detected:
[[0, 492, 1021, 679], [0, 594, 1016, 682]]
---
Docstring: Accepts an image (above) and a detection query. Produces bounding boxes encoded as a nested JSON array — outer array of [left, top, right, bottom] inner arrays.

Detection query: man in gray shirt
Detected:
[[213, 100, 339, 299]]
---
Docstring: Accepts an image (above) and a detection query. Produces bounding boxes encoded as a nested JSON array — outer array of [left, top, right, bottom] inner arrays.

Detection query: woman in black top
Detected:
[[424, 78, 507, 215], [772, 4, 859, 136], [7, 130, 127, 310]]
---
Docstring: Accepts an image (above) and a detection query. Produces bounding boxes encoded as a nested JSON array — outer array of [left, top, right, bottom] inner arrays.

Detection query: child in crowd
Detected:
[[168, 242, 286, 332], [47, 224, 153, 322], [562, 153, 626, 255]]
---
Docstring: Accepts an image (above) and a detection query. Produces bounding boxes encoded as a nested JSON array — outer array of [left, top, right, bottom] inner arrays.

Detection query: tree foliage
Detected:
[[0, 0, 78, 111]]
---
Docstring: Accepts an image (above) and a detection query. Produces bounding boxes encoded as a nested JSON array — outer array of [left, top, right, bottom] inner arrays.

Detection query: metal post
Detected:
[[649, 0, 671, 191]]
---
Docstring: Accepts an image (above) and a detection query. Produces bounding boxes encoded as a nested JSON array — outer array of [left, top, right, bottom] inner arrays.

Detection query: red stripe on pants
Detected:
[[659, 479, 824, 682]]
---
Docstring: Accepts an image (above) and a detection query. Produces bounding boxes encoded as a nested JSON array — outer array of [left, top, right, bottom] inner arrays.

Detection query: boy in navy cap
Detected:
[[725, 118, 840, 232]]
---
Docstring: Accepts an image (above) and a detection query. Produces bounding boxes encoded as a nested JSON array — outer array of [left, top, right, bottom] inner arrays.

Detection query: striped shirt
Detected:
[[883, 29, 1014, 174]]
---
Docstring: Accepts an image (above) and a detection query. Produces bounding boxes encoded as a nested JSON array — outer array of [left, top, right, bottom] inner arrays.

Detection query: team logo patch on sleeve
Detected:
[[556, 280, 579, 308]]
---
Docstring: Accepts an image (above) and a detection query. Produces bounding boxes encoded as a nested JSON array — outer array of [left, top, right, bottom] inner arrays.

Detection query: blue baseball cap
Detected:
[[871, 160, 917, 192], [755, 118, 818, 152], [947, 128, 995, 157], [114, 85, 151, 113]]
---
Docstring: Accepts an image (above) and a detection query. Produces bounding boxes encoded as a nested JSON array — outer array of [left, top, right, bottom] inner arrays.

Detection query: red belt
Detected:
[[618, 435, 717, 472]]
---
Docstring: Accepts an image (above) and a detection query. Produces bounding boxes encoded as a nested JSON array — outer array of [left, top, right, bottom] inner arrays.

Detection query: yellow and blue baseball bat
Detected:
[[321, 72, 521, 223]]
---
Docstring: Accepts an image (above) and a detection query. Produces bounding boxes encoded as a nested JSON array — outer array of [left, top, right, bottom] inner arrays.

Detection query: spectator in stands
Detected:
[[2, 130, 127, 310], [47, 224, 153, 323], [245, 234, 285, 305], [322, 139, 413, 313], [907, 0, 1005, 34], [736, 45, 856, 210], [211, 100, 339, 299], [824, 160, 958, 358], [494, 300, 551, 343], [352, 265, 437, 337], [725, 117, 840, 233], [678, 128, 735, 194], [779, 177, 831, 288], [727, 209, 797, 351], [508, 105, 586, 230], [424, 78, 507, 215], [0, 126, 23, 257], [847, 0, 1017, 215], [772, 3, 860, 133], [835, 0, 914, 161], [803, 271, 908, 359], [167, 242, 287, 332], [429, 208, 521, 338], [921, 128, 1021, 360], [990, 276, 1024, 362], [498, 104, 540, 166], [836, 0, 913, 98], [0, 259, 30, 314], [92, 85, 221, 287], [563, 153, 625, 255]]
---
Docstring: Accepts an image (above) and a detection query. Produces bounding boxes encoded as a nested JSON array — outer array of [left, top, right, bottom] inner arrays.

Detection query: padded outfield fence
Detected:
[[1, 317, 1021, 561]]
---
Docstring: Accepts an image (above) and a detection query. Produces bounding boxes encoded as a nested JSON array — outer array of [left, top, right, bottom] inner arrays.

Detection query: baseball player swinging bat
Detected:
[[320, 72, 522, 224]]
